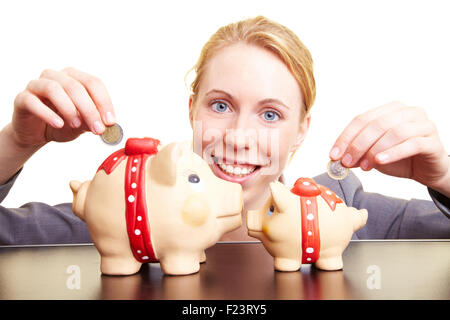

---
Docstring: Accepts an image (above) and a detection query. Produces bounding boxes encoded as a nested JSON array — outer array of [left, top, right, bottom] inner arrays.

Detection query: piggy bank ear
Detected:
[[182, 139, 193, 151], [269, 181, 296, 213], [150, 142, 182, 186]]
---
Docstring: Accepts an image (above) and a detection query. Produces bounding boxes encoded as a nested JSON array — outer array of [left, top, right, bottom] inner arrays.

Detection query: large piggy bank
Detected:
[[69, 137, 243, 276], [247, 177, 368, 271]]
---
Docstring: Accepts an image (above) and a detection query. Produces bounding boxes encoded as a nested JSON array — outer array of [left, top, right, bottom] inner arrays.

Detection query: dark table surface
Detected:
[[0, 240, 448, 300]]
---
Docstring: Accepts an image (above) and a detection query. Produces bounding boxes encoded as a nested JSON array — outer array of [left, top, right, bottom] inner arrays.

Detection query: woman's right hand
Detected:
[[11, 67, 116, 148]]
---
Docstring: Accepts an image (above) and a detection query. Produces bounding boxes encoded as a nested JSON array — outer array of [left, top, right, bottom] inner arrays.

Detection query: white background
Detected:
[[0, 0, 449, 207]]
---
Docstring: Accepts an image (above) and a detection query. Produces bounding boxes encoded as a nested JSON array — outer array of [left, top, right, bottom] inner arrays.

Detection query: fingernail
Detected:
[[342, 153, 352, 166], [72, 117, 81, 128], [376, 153, 389, 163], [330, 147, 340, 159], [105, 111, 115, 125], [52, 117, 64, 128], [361, 159, 369, 171], [93, 121, 105, 134]]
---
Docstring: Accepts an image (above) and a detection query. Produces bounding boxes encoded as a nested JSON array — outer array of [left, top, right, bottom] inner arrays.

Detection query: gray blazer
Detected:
[[0, 167, 449, 245]]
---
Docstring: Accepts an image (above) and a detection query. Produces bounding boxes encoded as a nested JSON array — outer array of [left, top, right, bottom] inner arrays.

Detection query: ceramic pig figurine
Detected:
[[69, 137, 243, 276], [247, 177, 368, 271]]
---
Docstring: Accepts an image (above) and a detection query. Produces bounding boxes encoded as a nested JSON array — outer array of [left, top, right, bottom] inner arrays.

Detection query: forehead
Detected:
[[199, 42, 303, 109]]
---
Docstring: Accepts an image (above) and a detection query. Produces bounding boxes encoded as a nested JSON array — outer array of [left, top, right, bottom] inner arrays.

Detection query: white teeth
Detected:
[[216, 162, 257, 176]]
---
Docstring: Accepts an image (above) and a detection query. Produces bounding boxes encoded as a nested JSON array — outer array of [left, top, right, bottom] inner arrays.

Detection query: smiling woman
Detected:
[[188, 17, 315, 224], [192, 43, 306, 206]]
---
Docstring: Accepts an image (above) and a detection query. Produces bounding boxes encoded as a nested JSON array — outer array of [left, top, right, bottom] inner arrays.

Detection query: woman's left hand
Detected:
[[329, 101, 450, 197]]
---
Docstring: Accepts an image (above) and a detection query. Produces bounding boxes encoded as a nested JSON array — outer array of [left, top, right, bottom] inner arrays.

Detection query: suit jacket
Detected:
[[0, 167, 449, 245]]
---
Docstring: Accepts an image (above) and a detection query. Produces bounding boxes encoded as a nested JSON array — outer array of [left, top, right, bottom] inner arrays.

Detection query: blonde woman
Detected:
[[0, 16, 448, 244]]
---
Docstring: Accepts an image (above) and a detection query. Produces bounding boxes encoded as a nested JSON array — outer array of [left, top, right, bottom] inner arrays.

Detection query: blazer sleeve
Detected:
[[0, 168, 92, 245], [0, 168, 22, 204], [313, 171, 450, 239]]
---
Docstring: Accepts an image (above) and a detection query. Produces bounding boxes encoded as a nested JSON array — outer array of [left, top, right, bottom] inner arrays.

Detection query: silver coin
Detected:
[[100, 123, 123, 145], [327, 160, 349, 180]]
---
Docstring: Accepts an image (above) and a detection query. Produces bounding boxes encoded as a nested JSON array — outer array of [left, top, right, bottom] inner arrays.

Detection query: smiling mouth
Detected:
[[212, 155, 262, 178]]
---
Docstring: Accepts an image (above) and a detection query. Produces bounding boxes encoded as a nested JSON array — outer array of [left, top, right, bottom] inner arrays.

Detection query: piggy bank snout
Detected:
[[247, 209, 263, 232], [247, 195, 274, 233], [216, 181, 243, 218]]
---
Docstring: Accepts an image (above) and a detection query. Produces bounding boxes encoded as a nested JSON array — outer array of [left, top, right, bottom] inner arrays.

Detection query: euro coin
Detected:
[[327, 160, 349, 180], [101, 123, 123, 145]]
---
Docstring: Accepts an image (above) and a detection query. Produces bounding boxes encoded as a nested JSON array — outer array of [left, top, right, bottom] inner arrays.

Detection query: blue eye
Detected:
[[263, 111, 280, 122], [212, 101, 229, 113], [267, 205, 275, 216]]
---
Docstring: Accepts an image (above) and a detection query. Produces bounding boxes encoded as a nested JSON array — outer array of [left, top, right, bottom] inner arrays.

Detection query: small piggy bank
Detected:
[[70, 137, 243, 276], [247, 177, 368, 271]]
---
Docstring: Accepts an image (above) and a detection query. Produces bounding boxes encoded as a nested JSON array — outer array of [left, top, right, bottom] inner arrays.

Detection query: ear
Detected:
[[149, 142, 182, 186], [290, 113, 311, 153]]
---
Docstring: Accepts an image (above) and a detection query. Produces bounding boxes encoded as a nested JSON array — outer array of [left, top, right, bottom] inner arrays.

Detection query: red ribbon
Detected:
[[291, 178, 343, 264], [97, 137, 160, 263]]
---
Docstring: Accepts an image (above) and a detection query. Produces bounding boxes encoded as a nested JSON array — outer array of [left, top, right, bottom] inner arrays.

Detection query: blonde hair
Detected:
[[189, 15, 316, 119]]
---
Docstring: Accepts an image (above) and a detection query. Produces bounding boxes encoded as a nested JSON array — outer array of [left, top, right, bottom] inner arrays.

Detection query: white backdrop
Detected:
[[1, 0, 449, 207]]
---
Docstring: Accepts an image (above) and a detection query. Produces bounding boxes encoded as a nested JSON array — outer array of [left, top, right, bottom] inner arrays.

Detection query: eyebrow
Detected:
[[205, 89, 291, 110]]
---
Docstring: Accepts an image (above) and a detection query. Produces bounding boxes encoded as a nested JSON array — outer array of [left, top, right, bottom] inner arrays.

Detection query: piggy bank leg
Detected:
[[314, 255, 344, 271], [160, 253, 201, 275], [100, 255, 142, 276], [199, 251, 206, 264], [274, 257, 301, 272]]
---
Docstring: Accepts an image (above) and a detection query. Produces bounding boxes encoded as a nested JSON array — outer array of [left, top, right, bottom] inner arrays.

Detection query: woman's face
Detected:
[[190, 42, 309, 209]]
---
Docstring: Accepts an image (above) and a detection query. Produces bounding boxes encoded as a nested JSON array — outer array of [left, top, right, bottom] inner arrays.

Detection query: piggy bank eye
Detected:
[[188, 174, 203, 193], [188, 174, 200, 183], [267, 205, 275, 216]]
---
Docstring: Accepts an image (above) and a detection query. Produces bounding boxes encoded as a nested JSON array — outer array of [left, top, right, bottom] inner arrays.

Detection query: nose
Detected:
[[223, 113, 257, 152], [224, 125, 258, 159]]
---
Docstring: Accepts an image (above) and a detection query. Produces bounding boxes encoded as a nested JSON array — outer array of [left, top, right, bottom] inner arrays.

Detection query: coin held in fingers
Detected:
[[101, 123, 123, 145], [327, 160, 349, 180]]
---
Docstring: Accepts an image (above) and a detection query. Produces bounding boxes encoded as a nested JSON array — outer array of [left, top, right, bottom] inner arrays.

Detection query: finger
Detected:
[[26, 79, 82, 129], [39, 69, 105, 135], [14, 91, 64, 129], [62, 67, 116, 126], [329, 101, 407, 160], [373, 135, 439, 166], [340, 107, 427, 168], [359, 120, 436, 171]]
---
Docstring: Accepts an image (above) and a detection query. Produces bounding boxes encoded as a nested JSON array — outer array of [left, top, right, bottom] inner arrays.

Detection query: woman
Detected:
[[0, 16, 449, 244]]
